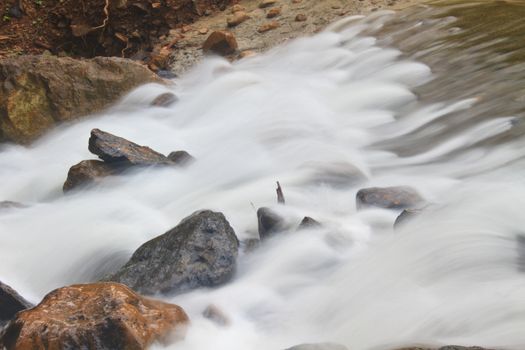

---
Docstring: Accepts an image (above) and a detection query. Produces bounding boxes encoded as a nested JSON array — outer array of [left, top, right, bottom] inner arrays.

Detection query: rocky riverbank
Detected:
[[157, 0, 422, 74]]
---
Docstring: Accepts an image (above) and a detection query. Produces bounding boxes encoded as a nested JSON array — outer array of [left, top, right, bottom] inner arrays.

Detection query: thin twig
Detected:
[[276, 181, 285, 205]]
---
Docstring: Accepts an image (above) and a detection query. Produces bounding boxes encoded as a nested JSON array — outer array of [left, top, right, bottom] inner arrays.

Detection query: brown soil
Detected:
[[0, 0, 234, 59], [162, 0, 422, 75]]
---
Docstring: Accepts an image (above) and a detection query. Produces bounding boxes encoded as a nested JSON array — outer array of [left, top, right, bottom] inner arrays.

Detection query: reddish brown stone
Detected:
[[202, 30, 238, 55], [258, 21, 280, 33], [227, 11, 250, 27], [0, 283, 189, 350], [295, 13, 307, 22], [266, 7, 282, 18]]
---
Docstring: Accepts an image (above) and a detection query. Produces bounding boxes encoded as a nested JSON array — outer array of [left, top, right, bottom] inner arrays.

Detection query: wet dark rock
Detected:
[[202, 30, 238, 55], [89, 129, 171, 166], [106, 210, 239, 295], [63, 160, 123, 192], [167, 151, 195, 166], [202, 304, 230, 326], [0, 281, 32, 326], [297, 216, 321, 230], [151, 92, 178, 107], [356, 186, 424, 210], [285, 343, 348, 350], [0, 283, 188, 349], [257, 207, 287, 240], [156, 70, 177, 79]]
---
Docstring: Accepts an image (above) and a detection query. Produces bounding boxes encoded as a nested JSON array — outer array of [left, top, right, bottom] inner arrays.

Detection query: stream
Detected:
[[2, 1, 525, 349]]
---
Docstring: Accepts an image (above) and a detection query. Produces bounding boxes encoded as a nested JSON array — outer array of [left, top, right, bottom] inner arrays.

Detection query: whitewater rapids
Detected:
[[2, 6, 525, 350]]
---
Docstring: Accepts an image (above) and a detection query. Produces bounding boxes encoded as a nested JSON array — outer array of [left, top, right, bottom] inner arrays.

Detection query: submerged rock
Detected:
[[151, 92, 178, 107], [0, 201, 26, 211], [356, 186, 424, 210], [394, 207, 425, 228], [89, 129, 171, 166], [285, 343, 348, 350], [0, 281, 32, 327], [107, 210, 239, 295], [0, 55, 161, 144], [202, 30, 238, 55], [395, 347, 497, 350], [0, 283, 188, 350], [297, 216, 321, 230], [63, 160, 122, 192], [167, 150, 195, 166], [241, 238, 261, 253], [202, 304, 230, 326], [257, 207, 287, 240]]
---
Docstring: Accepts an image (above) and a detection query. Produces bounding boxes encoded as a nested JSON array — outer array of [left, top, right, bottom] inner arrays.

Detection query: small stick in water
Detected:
[[276, 181, 285, 204]]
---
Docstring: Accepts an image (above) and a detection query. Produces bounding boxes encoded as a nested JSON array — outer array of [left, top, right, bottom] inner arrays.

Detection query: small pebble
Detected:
[[295, 13, 307, 22]]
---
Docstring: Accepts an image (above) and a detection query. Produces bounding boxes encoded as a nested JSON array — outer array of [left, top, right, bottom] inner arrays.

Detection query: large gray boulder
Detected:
[[107, 210, 239, 295], [0, 281, 32, 327]]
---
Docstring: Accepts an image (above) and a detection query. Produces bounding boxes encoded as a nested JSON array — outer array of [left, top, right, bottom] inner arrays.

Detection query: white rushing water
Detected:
[[2, 9, 525, 350]]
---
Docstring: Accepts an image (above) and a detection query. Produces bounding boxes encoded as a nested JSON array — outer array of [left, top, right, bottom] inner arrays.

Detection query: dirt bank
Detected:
[[160, 0, 422, 75], [0, 0, 233, 58]]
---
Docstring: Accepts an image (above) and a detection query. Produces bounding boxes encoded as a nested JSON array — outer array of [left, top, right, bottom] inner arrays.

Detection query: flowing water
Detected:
[[2, 1, 525, 349]]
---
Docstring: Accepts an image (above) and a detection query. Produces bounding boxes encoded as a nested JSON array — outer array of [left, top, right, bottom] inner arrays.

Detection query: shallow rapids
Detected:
[[2, 2, 525, 349]]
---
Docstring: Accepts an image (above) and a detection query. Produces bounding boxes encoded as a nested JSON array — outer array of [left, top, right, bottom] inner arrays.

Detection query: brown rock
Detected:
[[88, 129, 170, 166], [203, 30, 238, 55], [227, 11, 250, 27], [266, 7, 281, 18], [259, 0, 278, 8], [149, 47, 172, 70], [181, 25, 192, 33], [258, 21, 280, 33], [198, 27, 209, 35], [231, 4, 245, 13], [0, 55, 162, 144], [356, 186, 424, 211], [239, 50, 257, 59], [295, 13, 307, 21], [0, 283, 189, 350], [291, 0, 302, 3], [151, 92, 178, 107], [0, 281, 32, 326], [63, 160, 122, 193]]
